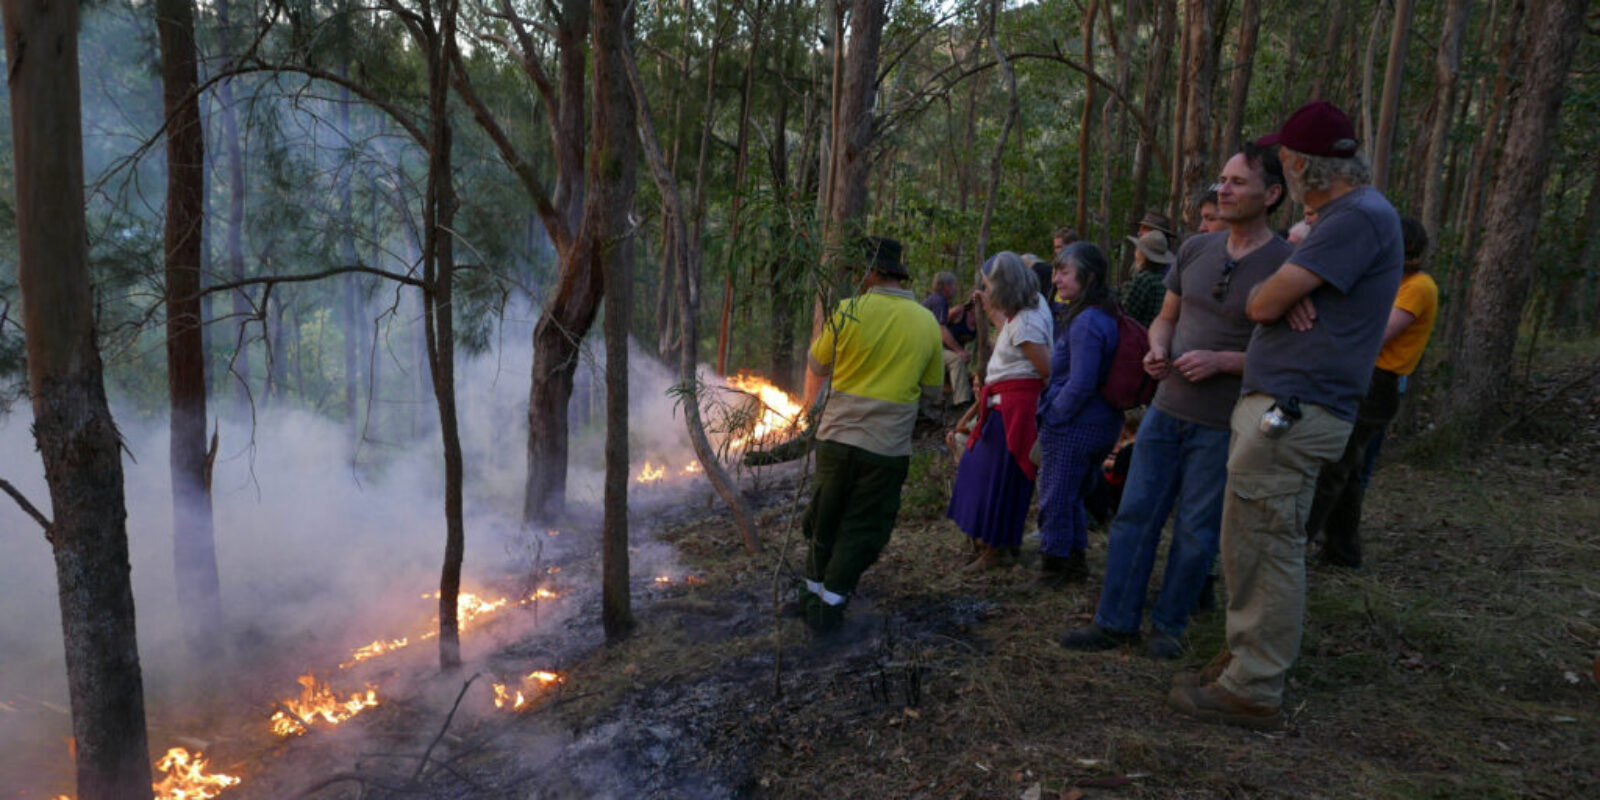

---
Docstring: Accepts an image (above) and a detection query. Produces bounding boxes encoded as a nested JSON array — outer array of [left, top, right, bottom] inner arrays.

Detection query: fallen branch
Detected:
[[0, 479, 52, 536], [1490, 360, 1600, 442], [413, 673, 479, 782]]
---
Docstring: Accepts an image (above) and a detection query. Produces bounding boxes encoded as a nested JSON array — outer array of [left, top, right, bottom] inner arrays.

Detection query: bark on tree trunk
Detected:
[[1448, 0, 1586, 424], [815, 0, 886, 328], [1372, 0, 1416, 192], [591, 0, 639, 640], [1075, 0, 1098, 236], [2, 0, 154, 795], [1177, 0, 1218, 229], [1419, 0, 1472, 243], [977, 0, 1019, 272], [158, 0, 224, 663], [1218, 0, 1259, 163], [1131, 0, 1174, 243], [1310, 0, 1348, 100], [626, 39, 763, 556]]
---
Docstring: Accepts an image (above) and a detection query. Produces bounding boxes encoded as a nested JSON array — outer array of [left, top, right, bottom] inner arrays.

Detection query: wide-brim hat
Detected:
[[1256, 100, 1360, 158], [1127, 230, 1176, 265], [865, 235, 909, 279], [1137, 211, 1175, 236]]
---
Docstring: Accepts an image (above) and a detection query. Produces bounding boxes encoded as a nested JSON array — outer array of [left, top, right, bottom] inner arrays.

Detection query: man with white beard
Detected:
[[1167, 101, 1403, 729]]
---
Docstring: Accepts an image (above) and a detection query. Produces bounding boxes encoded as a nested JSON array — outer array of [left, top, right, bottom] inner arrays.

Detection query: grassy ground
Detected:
[[545, 345, 1600, 799]]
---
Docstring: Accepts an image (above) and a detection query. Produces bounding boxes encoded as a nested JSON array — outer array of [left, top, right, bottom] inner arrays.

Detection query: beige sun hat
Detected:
[[1126, 230, 1176, 265]]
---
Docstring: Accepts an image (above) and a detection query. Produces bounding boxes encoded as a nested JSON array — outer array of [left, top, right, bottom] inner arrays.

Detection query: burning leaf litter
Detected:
[[492, 670, 564, 712], [51, 746, 240, 800], [724, 373, 805, 450], [270, 673, 381, 736]]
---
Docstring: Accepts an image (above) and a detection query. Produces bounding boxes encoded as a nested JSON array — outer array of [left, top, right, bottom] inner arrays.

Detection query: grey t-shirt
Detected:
[[1241, 185, 1404, 421], [1155, 231, 1294, 429]]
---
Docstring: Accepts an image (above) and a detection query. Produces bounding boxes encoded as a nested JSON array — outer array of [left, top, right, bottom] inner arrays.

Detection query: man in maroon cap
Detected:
[[1167, 101, 1403, 729]]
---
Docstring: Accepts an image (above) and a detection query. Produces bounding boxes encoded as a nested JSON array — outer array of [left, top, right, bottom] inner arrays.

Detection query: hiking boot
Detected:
[[1166, 682, 1282, 730], [1145, 630, 1184, 660], [1061, 550, 1089, 583], [1171, 650, 1235, 689], [1059, 623, 1138, 652], [806, 601, 846, 635]]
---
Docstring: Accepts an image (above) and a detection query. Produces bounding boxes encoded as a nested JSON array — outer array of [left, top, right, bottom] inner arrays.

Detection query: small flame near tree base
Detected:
[[50, 746, 241, 800]]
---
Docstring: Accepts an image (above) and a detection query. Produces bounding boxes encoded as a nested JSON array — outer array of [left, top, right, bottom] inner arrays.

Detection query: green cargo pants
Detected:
[[802, 439, 911, 602]]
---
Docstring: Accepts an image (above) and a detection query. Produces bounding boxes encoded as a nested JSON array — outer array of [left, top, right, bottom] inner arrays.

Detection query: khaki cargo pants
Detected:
[[1218, 392, 1352, 708]]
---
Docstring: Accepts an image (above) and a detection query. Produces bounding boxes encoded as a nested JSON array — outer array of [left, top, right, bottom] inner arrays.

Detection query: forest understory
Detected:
[[96, 339, 1592, 800]]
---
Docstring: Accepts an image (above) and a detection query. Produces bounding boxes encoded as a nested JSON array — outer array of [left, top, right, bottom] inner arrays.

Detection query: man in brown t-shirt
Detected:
[[1061, 142, 1291, 660]]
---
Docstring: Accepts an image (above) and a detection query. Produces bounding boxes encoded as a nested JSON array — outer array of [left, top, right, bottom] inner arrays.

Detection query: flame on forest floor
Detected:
[[492, 671, 563, 712], [635, 461, 668, 484], [340, 590, 526, 668], [51, 747, 242, 800], [724, 373, 805, 451], [653, 575, 705, 585], [270, 673, 380, 736]]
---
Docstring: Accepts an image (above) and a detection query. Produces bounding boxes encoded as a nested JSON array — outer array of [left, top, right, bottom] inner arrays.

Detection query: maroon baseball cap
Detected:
[[1256, 101, 1360, 158]]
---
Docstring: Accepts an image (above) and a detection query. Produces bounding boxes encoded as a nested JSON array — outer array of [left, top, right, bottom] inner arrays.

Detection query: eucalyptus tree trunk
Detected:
[[815, 0, 886, 334], [1131, 0, 1174, 237], [1074, 0, 1098, 236], [1310, 0, 1347, 100], [2, 0, 153, 795], [624, 41, 763, 556], [216, 0, 251, 416], [1357, 1, 1387, 148], [977, 0, 1019, 272], [1218, 0, 1259, 163], [1177, 0, 1217, 229], [590, 0, 639, 641], [1371, 0, 1416, 192], [158, 0, 224, 662], [1419, 0, 1473, 242], [1449, 0, 1586, 425]]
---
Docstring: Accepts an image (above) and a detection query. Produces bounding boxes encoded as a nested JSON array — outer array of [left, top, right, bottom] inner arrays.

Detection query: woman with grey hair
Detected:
[[947, 252, 1052, 572]]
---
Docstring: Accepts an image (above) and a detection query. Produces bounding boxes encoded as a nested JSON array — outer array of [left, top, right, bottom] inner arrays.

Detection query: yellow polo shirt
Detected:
[[809, 287, 944, 456]]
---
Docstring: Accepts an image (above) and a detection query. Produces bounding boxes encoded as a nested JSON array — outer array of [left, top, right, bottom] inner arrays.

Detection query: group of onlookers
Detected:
[[792, 100, 1438, 730]]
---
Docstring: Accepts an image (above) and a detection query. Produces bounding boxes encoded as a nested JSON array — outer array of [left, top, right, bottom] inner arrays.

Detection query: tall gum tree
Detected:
[[157, 0, 225, 664], [1, 0, 154, 795], [1449, 0, 1588, 424]]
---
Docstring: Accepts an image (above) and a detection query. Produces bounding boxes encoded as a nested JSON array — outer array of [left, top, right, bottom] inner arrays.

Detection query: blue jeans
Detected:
[[1092, 407, 1230, 636]]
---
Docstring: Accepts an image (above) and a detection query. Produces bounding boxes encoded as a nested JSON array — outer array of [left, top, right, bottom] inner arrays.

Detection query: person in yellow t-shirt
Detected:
[[1306, 217, 1438, 568], [796, 235, 944, 635]]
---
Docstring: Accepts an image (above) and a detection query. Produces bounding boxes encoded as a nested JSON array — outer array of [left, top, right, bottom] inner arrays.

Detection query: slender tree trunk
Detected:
[[2, 0, 154, 795], [1218, 0, 1259, 162], [1132, 0, 1175, 238], [339, 68, 362, 454], [1167, 0, 1192, 220], [1177, 0, 1218, 229], [1372, 0, 1416, 192], [1100, 0, 1134, 243], [217, 0, 251, 417], [814, 0, 887, 335], [977, 0, 1019, 271], [1420, 0, 1472, 242], [1449, 0, 1586, 424], [1357, 1, 1387, 148], [1075, 0, 1098, 236], [591, 0, 639, 640], [624, 40, 763, 555], [158, 0, 224, 662], [1310, 0, 1348, 100]]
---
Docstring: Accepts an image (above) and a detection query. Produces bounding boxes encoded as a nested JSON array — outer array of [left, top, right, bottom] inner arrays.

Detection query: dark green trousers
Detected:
[[803, 439, 911, 598], [1306, 367, 1402, 567]]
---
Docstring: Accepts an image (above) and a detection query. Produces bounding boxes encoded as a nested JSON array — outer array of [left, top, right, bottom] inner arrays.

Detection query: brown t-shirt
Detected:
[[1154, 232, 1293, 429]]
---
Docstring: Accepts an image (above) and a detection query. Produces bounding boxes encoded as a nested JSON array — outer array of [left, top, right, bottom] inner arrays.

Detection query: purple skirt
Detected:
[[947, 411, 1036, 548]]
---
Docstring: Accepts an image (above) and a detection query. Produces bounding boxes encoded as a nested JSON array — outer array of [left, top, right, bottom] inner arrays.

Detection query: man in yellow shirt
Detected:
[[1306, 217, 1438, 567], [800, 236, 944, 634]]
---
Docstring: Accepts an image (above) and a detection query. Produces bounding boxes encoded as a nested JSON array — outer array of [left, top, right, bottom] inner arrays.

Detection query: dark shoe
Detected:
[[778, 593, 816, 619], [1145, 630, 1184, 660], [1059, 623, 1138, 652], [806, 601, 845, 635], [1172, 650, 1234, 689], [1193, 574, 1218, 613], [1167, 682, 1281, 730], [1061, 550, 1089, 583]]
